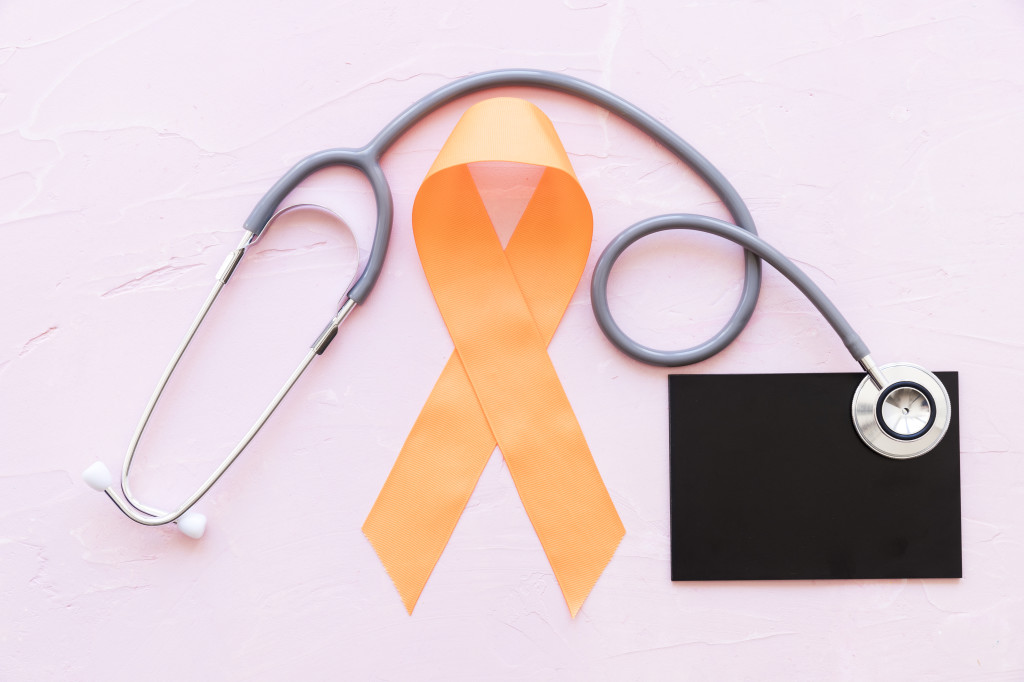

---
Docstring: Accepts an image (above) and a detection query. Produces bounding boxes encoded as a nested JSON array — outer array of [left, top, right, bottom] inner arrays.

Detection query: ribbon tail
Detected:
[[363, 351, 496, 614], [560, 529, 624, 618], [498, 370, 625, 618]]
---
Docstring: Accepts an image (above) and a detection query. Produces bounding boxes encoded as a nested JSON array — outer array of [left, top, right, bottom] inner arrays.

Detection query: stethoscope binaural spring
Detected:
[[82, 69, 951, 538]]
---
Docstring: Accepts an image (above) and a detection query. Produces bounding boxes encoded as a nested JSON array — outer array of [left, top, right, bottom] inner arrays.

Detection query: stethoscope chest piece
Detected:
[[852, 363, 950, 459]]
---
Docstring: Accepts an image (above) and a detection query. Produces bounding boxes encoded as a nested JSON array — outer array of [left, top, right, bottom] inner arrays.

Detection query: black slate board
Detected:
[[669, 372, 961, 581]]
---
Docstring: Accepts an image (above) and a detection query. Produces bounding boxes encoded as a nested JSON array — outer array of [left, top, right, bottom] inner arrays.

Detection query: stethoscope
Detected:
[[81, 69, 951, 539]]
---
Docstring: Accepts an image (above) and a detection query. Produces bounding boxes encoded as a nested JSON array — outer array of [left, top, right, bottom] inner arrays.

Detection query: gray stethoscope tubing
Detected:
[[86, 69, 947, 537], [245, 69, 877, 378], [590, 213, 869, 365], [244, 69, 761, 355]]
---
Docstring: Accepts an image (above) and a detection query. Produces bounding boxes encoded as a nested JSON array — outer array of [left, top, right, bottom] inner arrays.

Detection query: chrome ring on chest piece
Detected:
[[852, 363, 951, 459]]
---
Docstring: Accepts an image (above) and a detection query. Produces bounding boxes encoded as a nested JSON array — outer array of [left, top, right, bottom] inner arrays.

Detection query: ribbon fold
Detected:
[[363, 97, 623, 617]]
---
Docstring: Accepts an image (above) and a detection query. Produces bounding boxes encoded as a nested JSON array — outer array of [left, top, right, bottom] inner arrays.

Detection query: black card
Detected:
[[669, 372, 961, 581]]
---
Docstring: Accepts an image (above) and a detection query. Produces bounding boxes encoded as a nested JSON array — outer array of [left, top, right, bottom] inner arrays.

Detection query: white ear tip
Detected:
[[176, 511, 207, 539], [82, 462, 113, 491]]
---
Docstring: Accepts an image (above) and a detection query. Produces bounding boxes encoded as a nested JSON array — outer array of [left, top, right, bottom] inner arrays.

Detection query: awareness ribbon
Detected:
[[363, 97, 624, 616]]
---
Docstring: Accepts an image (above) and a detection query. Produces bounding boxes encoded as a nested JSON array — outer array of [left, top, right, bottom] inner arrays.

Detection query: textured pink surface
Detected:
[[2, 1, 1023, 679]]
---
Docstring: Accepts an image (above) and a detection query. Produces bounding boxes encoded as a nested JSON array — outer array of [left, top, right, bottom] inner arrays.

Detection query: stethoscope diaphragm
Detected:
[[852, 363, 951, 459]]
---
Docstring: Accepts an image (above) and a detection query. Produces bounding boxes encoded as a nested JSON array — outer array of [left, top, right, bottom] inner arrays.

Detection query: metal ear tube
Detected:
[[83, 206, 361, 537]]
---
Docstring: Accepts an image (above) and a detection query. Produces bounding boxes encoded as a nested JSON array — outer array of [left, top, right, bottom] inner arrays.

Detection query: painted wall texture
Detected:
[[1, 1, 1022, 679]]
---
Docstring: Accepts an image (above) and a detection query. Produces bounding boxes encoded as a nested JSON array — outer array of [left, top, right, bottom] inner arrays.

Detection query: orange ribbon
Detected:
[[363, 97, 623, 616]]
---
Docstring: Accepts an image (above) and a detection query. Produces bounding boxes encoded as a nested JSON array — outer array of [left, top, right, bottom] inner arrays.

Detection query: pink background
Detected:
[[2, 1, 1022, 679]]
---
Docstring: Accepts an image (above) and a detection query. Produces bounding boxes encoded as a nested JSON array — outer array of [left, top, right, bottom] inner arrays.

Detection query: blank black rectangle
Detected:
[[669, 372, 961, 581]]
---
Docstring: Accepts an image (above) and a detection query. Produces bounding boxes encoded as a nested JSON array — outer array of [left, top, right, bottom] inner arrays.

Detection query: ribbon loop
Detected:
[[364, 98, 623, 617]]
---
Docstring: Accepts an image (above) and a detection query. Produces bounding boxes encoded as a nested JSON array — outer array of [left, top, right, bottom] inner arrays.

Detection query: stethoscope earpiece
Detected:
[[82, 461, 208, 538], [852, 363, 951, 459], [174, 511, 208, 539]]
